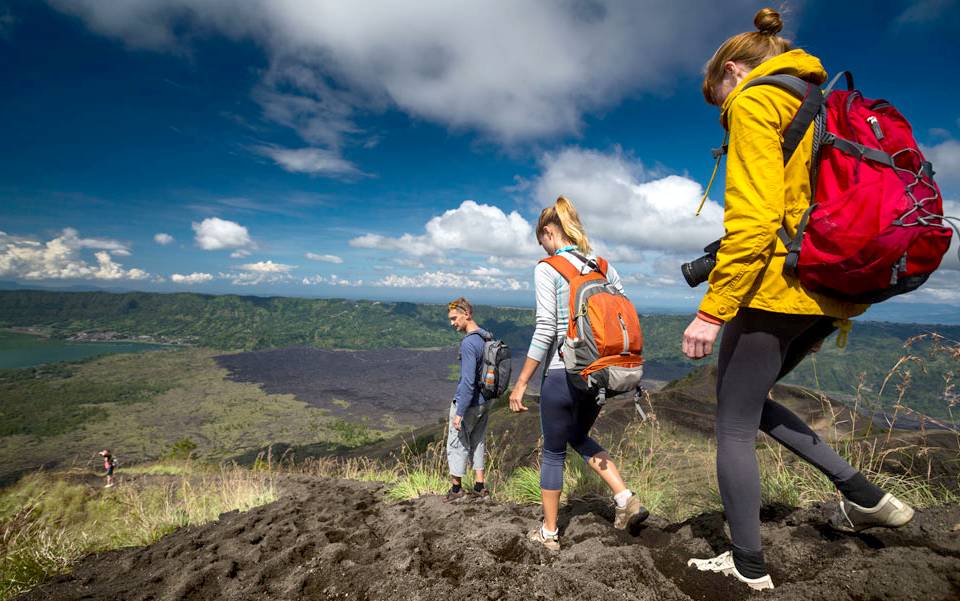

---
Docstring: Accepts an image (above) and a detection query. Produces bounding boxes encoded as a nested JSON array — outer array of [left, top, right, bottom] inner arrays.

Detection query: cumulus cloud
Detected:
[[532, 147, 725, 253], [302, 274, 362, 287], [154, 232, 174, 245], [0, 229, 149, 281], [192, 217, 254, 251], [238, 260, 295, 273], [374, 270, 530, 291], [351, 200, 540, 258], [922, 139, 960, 194], [221, 270, 294, 286], [170, 272, 214, 284], [305, 252, 343, 264], [253, 145, 364, 178], [48, 0, 759, 144]]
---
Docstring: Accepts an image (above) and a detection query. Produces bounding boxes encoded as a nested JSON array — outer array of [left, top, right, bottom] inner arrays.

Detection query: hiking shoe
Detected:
[[527, 527, 560, 551], [613, 494, 650, 529], [471, 487, 490, 499], [687, 551, 775, 591], [444, 487, 466, 503], [830, 493, 915, 533]]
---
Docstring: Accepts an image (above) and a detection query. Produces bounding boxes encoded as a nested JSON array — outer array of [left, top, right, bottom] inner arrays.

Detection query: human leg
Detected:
[[538, 370, 575, 533]]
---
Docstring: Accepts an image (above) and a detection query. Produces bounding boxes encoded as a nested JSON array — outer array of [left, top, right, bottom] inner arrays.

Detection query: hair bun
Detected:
[[754, 7, 783, 35]]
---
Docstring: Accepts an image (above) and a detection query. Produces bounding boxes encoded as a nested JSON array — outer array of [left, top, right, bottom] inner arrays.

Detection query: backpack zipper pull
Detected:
[[867, 116, 884, 141], [889, 253, 907, 285], [617, 313, 630, 355]]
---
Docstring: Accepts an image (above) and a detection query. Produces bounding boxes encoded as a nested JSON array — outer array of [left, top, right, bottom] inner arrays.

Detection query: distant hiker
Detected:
[[509, 195, 648, 551], [682, 8, 914, 591], [98, 449, 116, 488], [444, 297, 492, 501]]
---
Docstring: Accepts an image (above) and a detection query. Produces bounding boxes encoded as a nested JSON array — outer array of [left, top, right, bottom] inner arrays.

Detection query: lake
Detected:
[[0, 330, 166, 369]]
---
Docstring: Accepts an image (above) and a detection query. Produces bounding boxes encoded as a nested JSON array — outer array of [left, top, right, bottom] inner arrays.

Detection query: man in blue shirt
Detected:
[[445, 297, 491, 502]]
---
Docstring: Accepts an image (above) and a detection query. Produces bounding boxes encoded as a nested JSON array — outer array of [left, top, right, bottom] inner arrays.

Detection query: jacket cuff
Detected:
[[698, 292, 739, 322], [696, 310, 724, 325]]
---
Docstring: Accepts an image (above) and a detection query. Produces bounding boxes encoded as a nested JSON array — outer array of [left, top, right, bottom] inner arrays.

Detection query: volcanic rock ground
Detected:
[[17, 476, 960, 601]]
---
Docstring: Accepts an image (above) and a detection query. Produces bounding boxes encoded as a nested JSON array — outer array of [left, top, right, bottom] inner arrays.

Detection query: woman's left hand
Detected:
[[683, 316, 722, 359], [509, 383, 529, 412]]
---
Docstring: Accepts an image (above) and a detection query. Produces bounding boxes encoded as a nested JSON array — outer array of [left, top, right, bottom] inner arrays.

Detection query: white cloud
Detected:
[[221, 270, 293, 286], [171, 272, 214, 284], [192, 217, 253, 251], [238, 260, 294, 273], [0, 229, 149, 281], [935, 198, 960, 271], [532, 147, 725, 253], [305, 252, 343, 264], [896, 0, 960, 27], [351, 200, 540, 259], [230, 249, 252, 258], [374, 270, 529, 291], [49, 1, 759, 143], [154, 232, 174, 245], [302, 274, 362, 287], [253, 145, 364, 178], [922, 139, 960, 194]]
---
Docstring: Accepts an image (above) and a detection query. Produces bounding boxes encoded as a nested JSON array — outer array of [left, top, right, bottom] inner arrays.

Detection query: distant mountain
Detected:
[[0, 280, 123, 293], [1, 289, 958, 418]]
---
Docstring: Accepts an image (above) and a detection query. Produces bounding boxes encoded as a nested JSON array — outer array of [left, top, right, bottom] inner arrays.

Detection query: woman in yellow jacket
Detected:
[[682, 8, 914, 591]]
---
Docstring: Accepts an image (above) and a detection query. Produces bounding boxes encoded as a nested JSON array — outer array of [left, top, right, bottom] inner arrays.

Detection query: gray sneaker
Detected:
[[613, 494, 650, 530], [527, 526, 560, 551], [831, 493, 915, 533]]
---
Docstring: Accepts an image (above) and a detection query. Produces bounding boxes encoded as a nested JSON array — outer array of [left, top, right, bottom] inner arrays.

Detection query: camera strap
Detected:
[[696, 130, 728, 217]]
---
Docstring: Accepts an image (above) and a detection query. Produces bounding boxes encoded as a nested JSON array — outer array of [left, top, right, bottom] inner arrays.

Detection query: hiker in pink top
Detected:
[[99, 449, 116, 488]]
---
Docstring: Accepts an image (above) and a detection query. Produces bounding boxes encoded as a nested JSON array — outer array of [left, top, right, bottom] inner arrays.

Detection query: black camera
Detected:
[[681, 239, 722, 287]]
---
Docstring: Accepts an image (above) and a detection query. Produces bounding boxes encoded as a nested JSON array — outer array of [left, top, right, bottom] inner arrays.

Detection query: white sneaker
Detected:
[[687, 551, 774, 591]]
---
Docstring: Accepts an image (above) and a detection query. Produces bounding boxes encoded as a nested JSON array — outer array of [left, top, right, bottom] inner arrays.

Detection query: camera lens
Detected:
[[681, 254, 717, 287]]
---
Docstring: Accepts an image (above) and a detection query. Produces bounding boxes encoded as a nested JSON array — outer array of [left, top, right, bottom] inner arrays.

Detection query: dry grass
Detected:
[[0, 461, 277, 601]]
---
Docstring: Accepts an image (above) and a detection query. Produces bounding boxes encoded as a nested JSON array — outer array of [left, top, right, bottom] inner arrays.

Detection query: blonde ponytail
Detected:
[[537, 196, 592, 253]]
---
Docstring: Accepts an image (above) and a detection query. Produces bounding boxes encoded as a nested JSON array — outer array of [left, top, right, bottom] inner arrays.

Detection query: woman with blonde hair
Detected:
[[509, 195, 648, 551], [683, 7, 913, 591]]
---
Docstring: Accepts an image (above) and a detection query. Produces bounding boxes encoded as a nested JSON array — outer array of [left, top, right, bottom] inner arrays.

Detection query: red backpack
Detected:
[[540, 252, 644, 405], [744, 72, 955, 303]]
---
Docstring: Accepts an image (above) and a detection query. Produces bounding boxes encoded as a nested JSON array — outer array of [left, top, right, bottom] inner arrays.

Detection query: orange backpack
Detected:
[[541, 252, 644, 405]]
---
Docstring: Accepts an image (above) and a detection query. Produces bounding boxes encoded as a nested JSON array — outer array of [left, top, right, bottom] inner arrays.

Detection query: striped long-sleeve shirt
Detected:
[[526, 251, 623, 371]]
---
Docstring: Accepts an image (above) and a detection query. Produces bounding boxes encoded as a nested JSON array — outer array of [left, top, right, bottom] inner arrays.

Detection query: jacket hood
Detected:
[[720, 49, 827, 124]]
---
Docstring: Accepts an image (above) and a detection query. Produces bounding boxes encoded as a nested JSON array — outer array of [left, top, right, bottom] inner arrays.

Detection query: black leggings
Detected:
[[716, 308, 859, 554], [539, 369, 605, 490]]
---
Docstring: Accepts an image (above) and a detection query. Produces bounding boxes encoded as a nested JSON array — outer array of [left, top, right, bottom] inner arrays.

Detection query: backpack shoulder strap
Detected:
[[567, 250, 608, 278], [743, 73, 825, 166], [465, 330, 491, 342], [539, 255, 581, 283]]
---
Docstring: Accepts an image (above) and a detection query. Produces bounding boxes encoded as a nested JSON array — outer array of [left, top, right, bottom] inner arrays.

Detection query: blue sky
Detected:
[[1, 0, 959, 321]]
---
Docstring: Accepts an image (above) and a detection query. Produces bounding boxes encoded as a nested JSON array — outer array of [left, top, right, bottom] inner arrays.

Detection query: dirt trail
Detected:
[[16, 476, 960, 601]]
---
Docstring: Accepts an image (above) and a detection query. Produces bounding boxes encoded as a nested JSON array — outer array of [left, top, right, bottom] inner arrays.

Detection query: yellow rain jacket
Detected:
[[699, 49, 868, 322]]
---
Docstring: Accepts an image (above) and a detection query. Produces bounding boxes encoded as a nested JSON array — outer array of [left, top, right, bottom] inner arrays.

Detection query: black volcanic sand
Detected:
[[216, 347, 464, 428], [19, 477, 960, 601], [215, 347, 689, 430]]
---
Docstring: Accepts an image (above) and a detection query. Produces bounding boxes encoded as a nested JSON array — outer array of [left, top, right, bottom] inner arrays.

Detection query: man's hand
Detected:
[[452, 415, 462, 431], [509, 383, 529, 412], [682, 316, 723, 360]]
